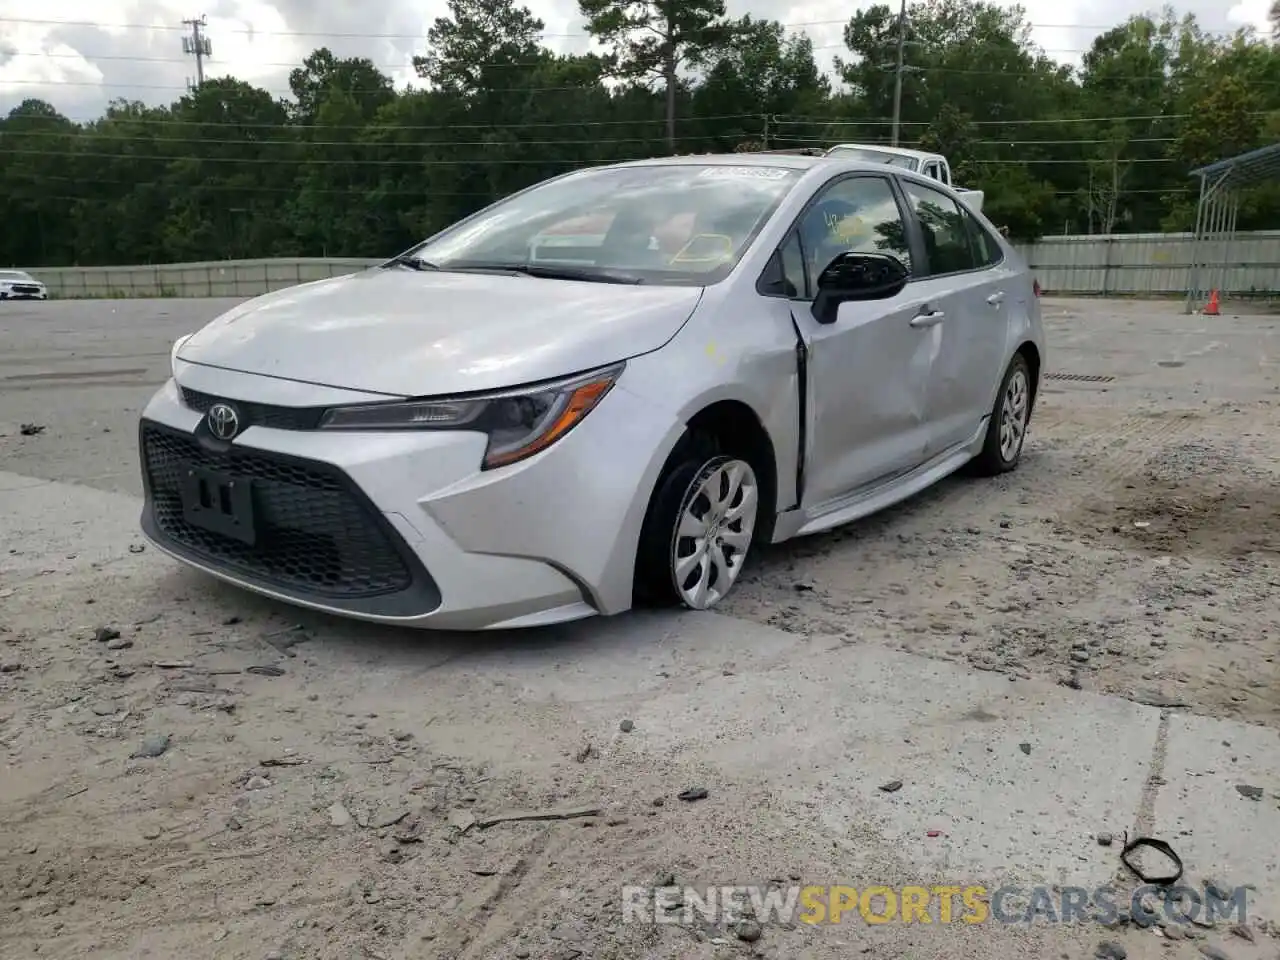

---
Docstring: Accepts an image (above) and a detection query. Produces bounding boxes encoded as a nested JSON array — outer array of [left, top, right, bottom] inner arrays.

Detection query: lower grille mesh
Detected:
[[141, 423, 413, 598]]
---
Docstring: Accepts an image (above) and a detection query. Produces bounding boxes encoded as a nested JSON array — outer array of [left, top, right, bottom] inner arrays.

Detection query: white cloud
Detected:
[[0, 0, 1270, 119]]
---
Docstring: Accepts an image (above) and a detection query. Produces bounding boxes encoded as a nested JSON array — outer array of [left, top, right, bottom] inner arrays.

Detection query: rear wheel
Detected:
[[971, 353, 1031, 476], [635, 437, 760, 610]]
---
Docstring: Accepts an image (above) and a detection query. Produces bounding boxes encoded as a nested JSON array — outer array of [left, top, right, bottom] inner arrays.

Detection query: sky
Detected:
[[0, 0, 1270, 121]]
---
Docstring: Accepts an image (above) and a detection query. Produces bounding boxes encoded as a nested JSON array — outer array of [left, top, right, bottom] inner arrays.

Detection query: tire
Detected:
[[970, 352, 1032, 476], [634, 434, 761, 610]]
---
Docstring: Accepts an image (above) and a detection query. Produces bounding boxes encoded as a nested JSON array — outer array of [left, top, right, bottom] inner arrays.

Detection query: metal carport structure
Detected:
[[1185, 142, 1280, 314]]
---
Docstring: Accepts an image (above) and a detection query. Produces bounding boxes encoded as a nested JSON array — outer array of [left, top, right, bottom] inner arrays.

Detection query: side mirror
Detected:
[[810, 252, 910, 325]]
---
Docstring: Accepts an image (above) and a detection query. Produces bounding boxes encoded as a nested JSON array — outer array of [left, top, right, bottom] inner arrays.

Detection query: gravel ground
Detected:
[[724, 298, 1280, 728], [1, 295, 1278, 960]]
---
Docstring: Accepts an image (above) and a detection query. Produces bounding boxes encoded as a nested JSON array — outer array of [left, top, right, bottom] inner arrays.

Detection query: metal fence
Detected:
[[15, 231, 1280, 299], [1016, 230, 1280, 297]]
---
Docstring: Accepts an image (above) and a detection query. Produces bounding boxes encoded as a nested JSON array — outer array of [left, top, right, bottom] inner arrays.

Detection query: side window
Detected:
[[938, 163, 951, 186], [964, 211, 1003, 268], [796, 176, 912, 289], [922, 161, 939, 181], [901, 180, 979, 276]]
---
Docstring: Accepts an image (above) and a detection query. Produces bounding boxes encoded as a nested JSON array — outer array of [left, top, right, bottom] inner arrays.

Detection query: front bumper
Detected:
[[1, 286, 46, 299], [138, 370, 682, 630]]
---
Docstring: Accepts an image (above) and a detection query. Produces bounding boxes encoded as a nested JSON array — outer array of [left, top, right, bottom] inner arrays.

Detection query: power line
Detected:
[[0, 14, 1252, 38], [0, 147, 1184, 166], [5, 113, 762, 131], [0, 43, 1140, 69], [0, 110, 1217, 133], [0, 127, 1186, 150], [0, 129, 749, 148]]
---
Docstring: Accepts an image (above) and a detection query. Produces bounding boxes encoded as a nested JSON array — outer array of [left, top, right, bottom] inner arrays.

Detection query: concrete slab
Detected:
[[486, 620, 1166, 890], [1156, 711, 1280, 919], [6, 466, 1280, 960], [1, 469, 1167, 893], [0, 470, 145, 578]]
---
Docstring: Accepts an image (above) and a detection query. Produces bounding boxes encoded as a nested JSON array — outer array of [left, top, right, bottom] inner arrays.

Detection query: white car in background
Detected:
[[139, 153, 1043, 631], [0, 269, 47, 300]]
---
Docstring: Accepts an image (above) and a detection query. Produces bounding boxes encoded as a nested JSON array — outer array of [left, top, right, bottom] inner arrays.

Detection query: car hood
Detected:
[[176, 267, 706, 397]]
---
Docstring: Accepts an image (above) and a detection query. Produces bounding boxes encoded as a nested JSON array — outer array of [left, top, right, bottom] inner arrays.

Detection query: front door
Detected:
[[788, 174, 935, 509]]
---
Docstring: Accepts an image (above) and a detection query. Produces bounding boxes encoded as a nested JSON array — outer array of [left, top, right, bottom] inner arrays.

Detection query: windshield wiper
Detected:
[[455, 262, 643, 285], [386, 254, 440, 271]]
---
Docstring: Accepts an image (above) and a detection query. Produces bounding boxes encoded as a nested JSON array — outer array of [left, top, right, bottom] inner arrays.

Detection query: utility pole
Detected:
[[181, 15, 211, 90], [890, 0, 907, 147]]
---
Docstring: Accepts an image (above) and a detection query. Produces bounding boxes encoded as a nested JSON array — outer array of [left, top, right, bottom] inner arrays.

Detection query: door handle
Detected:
[[987, 291, 1006, 305], [909, 310, 946, 328]]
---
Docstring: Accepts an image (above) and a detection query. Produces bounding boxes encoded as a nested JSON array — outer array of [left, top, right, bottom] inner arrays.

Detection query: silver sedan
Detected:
[[139, 153, 1044, 630]]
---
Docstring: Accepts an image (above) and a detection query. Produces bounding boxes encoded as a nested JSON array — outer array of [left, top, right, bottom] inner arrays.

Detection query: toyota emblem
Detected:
[[206, 402, 241, 441]]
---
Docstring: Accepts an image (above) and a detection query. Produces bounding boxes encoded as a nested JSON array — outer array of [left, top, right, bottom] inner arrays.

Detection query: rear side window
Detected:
[[965, 212, 1004, 268], [901, 180, 979, 276]]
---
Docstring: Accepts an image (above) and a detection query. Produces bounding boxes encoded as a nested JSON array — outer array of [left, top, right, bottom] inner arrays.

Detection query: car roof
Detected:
[[595, 152, 934, 179], [611, 152, 826, 171], [827, 143, 936, 161]]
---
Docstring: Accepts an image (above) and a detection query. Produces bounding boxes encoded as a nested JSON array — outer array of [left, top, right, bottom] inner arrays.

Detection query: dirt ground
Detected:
[[1, 296, 1278, 960], [725, 298, 1280, 729]]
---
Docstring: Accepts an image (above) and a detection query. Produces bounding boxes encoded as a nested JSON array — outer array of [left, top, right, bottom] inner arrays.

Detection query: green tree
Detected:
[[692, 16, 829, 150], [414, 0, 546, 96], [579, 0, 731, 152], [289, 48, 395, 124]]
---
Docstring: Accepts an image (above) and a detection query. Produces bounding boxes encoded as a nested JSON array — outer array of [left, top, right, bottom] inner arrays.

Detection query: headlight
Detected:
[[318, 362, 624, 470], [170, 334, 193, 377]]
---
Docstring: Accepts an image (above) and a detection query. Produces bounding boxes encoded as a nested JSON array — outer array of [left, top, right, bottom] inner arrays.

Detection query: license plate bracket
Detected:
[[180, 465, 256, 545]]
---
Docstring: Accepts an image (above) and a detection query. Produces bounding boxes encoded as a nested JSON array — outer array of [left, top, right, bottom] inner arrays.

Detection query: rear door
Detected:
[[896, 177, 1009, 455]]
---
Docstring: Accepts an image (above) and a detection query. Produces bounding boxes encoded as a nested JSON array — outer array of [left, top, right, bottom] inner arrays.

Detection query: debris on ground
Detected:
[[1094, 942, 1127, 959], [1229, 924, 1254, 942], [130, 734, 170, 759], [246, 665, 286, 677], [477, 805, 602, 828], [448, 809, 477, 833], [92, 626, 121, 643], [1097, 831, 1114, 846], [677, 788, 709, 802], [1235, 784, 1263, 801], [878, 779, 903, 793], [327, 802, 353, 827], [18, 423, 45, 436]]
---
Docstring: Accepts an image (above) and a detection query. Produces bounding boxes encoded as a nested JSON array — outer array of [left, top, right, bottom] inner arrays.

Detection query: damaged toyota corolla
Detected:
[[139, 153, 1044, 631]]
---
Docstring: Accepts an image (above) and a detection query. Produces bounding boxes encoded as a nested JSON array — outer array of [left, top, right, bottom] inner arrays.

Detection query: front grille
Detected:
[[181, 387, 325, 431], [141, 422, 414, 600], [11, 285, 41, 295]]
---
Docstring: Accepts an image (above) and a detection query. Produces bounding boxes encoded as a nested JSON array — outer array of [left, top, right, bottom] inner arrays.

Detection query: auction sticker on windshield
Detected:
[[697, 167, 791, 181]]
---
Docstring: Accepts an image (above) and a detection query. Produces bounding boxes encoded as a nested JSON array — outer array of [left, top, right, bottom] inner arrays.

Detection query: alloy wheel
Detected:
[[999, 368, 1029, 462], [671, 458, 758, 610]]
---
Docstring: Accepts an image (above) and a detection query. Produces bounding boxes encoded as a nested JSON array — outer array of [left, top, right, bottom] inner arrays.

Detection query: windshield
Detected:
[[405, 164, 804, 285], [825, 147, 920, 170], [0, 271, 31, 281]]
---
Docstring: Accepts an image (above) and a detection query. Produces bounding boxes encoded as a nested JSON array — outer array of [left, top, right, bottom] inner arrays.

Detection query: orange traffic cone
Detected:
[[1203, 290, 1220, 316]]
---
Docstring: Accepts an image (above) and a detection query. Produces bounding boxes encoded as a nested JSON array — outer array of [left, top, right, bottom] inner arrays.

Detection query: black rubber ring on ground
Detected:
[[1120, 836, 1184, 886]]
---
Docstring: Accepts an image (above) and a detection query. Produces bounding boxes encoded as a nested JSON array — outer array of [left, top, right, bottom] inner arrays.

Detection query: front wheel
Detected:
[[635, 445, 760, 610], [970, 353, 1032, 476]]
